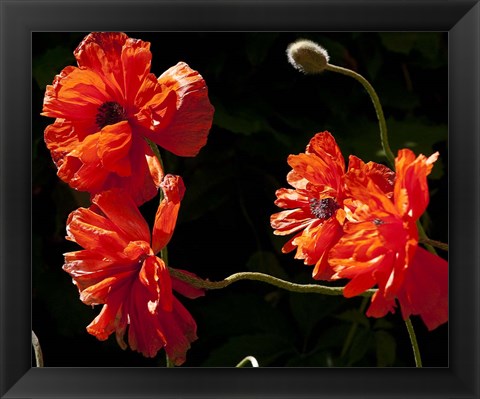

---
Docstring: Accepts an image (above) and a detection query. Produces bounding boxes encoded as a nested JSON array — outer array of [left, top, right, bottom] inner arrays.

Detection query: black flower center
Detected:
[[309, 198, 339, 220], [96, 101, 127, 129]]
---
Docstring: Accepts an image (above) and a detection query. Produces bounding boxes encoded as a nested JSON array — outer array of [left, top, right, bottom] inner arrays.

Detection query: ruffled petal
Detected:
[[306, 131, 345, 176], [42, 66, 111, 123], [152, 175, 186, 254], [101, 137, 163, 206], [397, 247, 448, 330], [96, 121, 132, 176], [92, 189, 150, 242], [157, 297, 199, 366], [66, 207, 129, 254], [270, 208, 313, 235], [143, 62, 214, 157], [394, 149, 439, 219]]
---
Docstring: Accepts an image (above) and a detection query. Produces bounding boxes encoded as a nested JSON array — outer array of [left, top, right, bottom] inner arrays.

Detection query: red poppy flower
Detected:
[[43, 32, 214, 205], [63, 175, 204, 364], [270, 131, 394, 280], [329, 149, 448, 330]]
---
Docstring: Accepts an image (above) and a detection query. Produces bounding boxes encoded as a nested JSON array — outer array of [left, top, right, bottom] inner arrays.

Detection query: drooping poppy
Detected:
[[43, 32, 214, 205], [63, 175, 204, 364], [270, 131, 394, 280], [329, 149, 448, 330]]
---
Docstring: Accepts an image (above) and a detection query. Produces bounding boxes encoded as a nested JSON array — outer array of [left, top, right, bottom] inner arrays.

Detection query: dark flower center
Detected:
[[96, 101, 127, 129], [309, 198, 339, 220], [373, 218, 385, 226]]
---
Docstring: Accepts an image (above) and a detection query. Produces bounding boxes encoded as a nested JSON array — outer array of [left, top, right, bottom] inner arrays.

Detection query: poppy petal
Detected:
[[145, 62, 214, 157], [152, 175, 185, 254], [397, 247, 448, 330], [92, 189, 151, 242]]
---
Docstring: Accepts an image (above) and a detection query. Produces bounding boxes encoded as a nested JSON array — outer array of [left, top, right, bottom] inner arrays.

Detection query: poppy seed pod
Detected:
[[286, 39, 330, 74]]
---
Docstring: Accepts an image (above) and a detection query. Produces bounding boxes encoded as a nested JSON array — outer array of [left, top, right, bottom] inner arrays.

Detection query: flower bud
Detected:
[[286, 39, 330, 74]]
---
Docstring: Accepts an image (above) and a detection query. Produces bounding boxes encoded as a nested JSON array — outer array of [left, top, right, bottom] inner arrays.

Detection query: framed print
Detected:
[[1, 1, 479, 398]]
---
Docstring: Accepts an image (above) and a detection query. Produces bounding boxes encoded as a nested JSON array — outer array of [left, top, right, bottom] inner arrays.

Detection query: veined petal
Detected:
[[366, 289, 397, 318], [92, 189, 150, 242], [101, 137, 163, 206], [144, 62, 214, 157], [306, 131, 345, 175], [66, 207, 129, 254], [152, 175, 186, 254], [270, 208, 313, 235], [157, 297, 198, 366], [397, 247, 448, 330], [394, 149, 439, 219], [42, 66, 111, 122], [347, 155, 395, 196], [97, 121, 132, 176]]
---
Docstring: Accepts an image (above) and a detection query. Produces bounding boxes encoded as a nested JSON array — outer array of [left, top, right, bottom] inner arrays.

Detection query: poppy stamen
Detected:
[[96, 101, 127, 128], [309, 198, 339, 220]]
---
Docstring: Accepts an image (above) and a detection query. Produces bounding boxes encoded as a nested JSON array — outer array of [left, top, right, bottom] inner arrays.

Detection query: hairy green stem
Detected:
[[418, 236, 448, 252], [405, 318, 422, 367], [169, 267, 376, 297], [325, 63, 395, 168], [236, 356, 259, 368]]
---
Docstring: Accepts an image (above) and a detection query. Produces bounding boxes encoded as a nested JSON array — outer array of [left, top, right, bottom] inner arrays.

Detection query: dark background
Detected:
[[32, 32, 448, 367]]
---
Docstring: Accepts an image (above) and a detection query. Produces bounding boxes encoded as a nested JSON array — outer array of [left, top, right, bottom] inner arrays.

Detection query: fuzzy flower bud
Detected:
[[286, 39, 330, 74]]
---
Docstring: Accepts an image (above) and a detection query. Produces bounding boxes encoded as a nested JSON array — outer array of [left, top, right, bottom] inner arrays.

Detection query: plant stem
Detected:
[[236, 356, 259, 368], [325, 63, 395, 168], [169, 267, 376, 297], [405, 317, 422, 367], [416, 220, 438, 255], [32, 331, 44, 367], [340, 296, 369, 359], [166, 354, 175, 368], [418, 236, 448, 251]]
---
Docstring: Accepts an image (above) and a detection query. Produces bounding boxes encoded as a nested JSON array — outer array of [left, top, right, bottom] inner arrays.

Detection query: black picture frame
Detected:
[[1, 0, 479, 398]]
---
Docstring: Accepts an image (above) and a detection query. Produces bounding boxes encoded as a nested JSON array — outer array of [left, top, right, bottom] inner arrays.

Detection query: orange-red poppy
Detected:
[[63, 175, 204, 364], [329, 149, 448, 330], [271, 131, 394, 280], [43, 32, 214, 205]]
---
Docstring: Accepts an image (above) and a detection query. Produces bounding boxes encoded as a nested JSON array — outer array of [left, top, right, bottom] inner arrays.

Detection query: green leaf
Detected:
[[346, 328, 373, 366], [375, 330, 396, 366], [335, 309, 370, 329]]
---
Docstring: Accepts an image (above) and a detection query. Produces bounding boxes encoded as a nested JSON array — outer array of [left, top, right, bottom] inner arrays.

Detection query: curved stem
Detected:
[[405, 317, 422, 367], [32, 331, 44, 367], [325, 63, 395, 168], [169, 267, 376, 297], [236, 356, 259, 368]]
